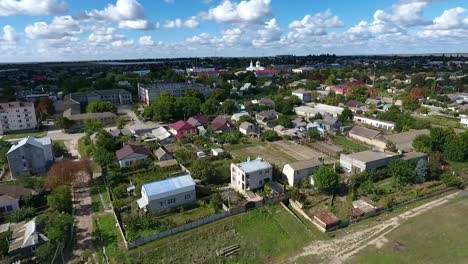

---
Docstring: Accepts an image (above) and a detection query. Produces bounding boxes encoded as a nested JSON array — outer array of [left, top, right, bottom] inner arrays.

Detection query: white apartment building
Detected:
[[353, 115, 395, 130], [0, 102, 37, 135], [231, 158, 272, 193], [138, 82, 211, 105]]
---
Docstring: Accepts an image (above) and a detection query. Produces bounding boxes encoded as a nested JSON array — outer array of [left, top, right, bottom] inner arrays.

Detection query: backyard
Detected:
[[115, 205, 328, 264], [347, 194, 468, 264], [332, 135, 369, 153]]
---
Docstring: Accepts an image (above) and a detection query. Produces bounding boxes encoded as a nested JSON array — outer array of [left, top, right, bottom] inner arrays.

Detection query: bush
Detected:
[[441, 173, 462, 188], [261, 130, 281, 142], [6, 207, 36, 223], [47, 186, 72, 214]]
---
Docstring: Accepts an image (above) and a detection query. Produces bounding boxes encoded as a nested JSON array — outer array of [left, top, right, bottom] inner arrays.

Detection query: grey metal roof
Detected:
[[349, 126, 381, 139], [344, 150, 398, 163], [287, 159, 321, 171]]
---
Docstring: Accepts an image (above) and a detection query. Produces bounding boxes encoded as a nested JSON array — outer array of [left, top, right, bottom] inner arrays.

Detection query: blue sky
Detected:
[[0, 0, 466, 62]]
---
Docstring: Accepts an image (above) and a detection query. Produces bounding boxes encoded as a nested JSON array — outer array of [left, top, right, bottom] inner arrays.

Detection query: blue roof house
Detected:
[[137, 175, 196, 213]]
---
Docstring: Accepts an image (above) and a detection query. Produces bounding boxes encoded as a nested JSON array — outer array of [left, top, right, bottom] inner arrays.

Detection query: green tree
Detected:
[[347, 86, 369, 102], [54, 116, 75, 130], [277, 115, 292, 128], [37, 211, 74, 242], [221, 99, 237, 115], [176, 96, 201, 119], [412, 135, 432, 154], [84, 119, 104, 134], [6, 207, 37, 223], [261, 130, 281, 142], [47, 186, 72, 214], [444, 134, 466, 162], [0, 139, 11, 165], [191, 159, 216, 183], [86, 101, 117, 113], [415, 159, 428, 184], [338, 107, 353, 122], [314, 166, 339, 195], [403, 96, 420, 111], [93, 148, 115, 167], [201, 97, 220, 115], [388, 160, 416, 186], [325, 74, 337, 85], [306, 130, 321, 141], [146, 92, 176, 122], [116, 117, 126, 129]]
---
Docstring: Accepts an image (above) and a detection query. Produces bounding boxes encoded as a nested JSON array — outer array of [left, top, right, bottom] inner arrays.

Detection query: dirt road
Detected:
[[287, 191, 461, 264]]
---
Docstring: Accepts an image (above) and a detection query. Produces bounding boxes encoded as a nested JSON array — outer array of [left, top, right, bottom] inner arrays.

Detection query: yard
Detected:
[[347, 194, 468, 264], [116, 205, 328, 264], [332, 135, 369, 153], [93, 214, 126, 263], [228, 140, 327, 168], [414, 115, 462, 130]]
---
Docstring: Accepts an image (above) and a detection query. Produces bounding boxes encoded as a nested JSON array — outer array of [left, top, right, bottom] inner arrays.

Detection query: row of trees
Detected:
[[413, 128, 468, 162]]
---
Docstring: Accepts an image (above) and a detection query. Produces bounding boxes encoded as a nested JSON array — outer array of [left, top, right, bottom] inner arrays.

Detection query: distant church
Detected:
[[246, 60, 265, 72]]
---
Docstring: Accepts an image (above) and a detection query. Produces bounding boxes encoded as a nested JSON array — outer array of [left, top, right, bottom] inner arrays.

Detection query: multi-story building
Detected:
[[64, 89, 132, 107], [0, 102, 37, 135], [230, 158, 272, 193], [138, 82, 211, 105], [7, 137, 54, 179]]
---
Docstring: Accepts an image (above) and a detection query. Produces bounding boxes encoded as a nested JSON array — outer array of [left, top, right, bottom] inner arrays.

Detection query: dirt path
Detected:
[[287, 191, 461, 264]]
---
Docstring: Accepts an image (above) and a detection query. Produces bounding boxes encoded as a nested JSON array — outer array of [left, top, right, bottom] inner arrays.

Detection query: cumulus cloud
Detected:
[[3, 25, 17, 43], [25, 16, 82, 39], [418, 7, 468, 39], [288, 10, 344, 37], [88, 27, 133, 47], [80, 0, 152, 30], [253, 18, 282, 46], [204, 0, 272, 24], [0, 0, 67, 16], [139, 35, 154, 45], [163, 16, 200, 29]]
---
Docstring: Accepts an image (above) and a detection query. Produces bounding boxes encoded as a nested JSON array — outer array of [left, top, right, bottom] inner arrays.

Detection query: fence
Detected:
[[117, 193, 288, 249]]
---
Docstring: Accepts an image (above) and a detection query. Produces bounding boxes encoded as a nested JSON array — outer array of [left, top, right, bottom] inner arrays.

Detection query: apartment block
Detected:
[[0, 102, 37, 135], [138, 82, 211, 105]]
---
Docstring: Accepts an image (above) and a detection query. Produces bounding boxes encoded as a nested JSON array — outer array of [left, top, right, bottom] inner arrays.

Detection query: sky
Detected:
[[0, 0, 467, 62]]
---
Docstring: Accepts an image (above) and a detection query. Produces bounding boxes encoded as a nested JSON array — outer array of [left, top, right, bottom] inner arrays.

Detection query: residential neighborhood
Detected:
[[0, 1, 467, 262]]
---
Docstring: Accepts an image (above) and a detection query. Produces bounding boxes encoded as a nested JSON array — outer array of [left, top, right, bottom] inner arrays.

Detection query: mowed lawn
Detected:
[[120, 205, 328, 264], [348, 195, 468, 264]]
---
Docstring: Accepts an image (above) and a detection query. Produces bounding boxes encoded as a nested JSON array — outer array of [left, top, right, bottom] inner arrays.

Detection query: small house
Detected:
[[116, 143, 152, 168], [239, 121, 259, 136], [169, 120, 197, 140], [154, 147, 173, 161], [187, 115, 209, 127], [282, 159, 321, 186], [231, 159, 272, 194], [255, 110, 281, 127], [137, 174, 196, 213], [211, 115, 233, 132], [8, 218, 48, 256]]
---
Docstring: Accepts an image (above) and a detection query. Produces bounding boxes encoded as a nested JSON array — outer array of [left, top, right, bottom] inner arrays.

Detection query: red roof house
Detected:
[[211, 115, 233, 132], [116, 143, 152, 168], [187, 115, 209, 127], [255, 69, 279, 78], [169, 120, 197, 139]]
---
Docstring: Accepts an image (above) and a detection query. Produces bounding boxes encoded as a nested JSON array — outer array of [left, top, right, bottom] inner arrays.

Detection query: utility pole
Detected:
[[372, 63, 377, 88]]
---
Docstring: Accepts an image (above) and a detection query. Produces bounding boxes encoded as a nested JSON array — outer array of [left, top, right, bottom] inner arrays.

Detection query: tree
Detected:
[[221, 99, 237, 115], [86, 101, 117, 113], [444, 134, 466, 162], [116, 117, 126, 129], [412, 135, 432, 154], [347, 86, 368, 102], [46, 160, 92, 188], [403, 96, 420, 111], [93, 148, 115, 167], [47, 186, 72, 214], [385, 140, 398, 153], [36, 97, 54, 120], [145, 92, 176, 122], [176, 96, 201, 119], [428, 151, 444, 180], [314, 166, 339, 195], [338, 107, 353, 122], [325, 74, 337, 85], [201, 97, 219, 115], [84, 119, 103, 134], [54, 116, 75, 130], [388, 160, 416, 186], [0, 139, 11, 165], [261, 130, 280, 142], [277, 115, 292, 128], [37, 211, 74, 242], [307, 130, 321, 141], [415, 159, 428, 184], [6, 207, 36, 223], [441, 172, 462, 187], [191, 159, 216, 183]]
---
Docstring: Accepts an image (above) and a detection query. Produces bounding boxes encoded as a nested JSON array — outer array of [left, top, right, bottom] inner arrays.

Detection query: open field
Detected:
[[113, 205, 328, 264], [229, 140, 327, 167], [347, 194, 468, 264], [414, 115, 462, 130], [1, 130, 47, 140]]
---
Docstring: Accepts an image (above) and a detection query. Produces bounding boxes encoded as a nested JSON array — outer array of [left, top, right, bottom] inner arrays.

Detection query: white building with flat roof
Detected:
[[353, 115, 395, 130], [231, 158, 272, 193], [340, 150, 398, 174], [0, 102, 37, 135], [138, 82, 211, 105], [283, 159, 321, 186]]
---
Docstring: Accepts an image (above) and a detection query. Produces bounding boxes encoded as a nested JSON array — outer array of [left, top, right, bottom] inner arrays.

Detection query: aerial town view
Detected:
[[0, 0, 467, 263]]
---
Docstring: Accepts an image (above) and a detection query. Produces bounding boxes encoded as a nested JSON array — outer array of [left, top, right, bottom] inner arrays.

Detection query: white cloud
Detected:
[[163, 16, 200, 29], [81, 0, 152, 30], [139, 35, 154, 45], [25, 16, 82, 39], [288, 10, 344, 37], [163, 0, 175, 3], [204, 0, 272, 24], [88, 27, 133, 47], [253, 18, 282, 46], [3, 25, 17, 43], [0, 0, 67, 16], [418, 7, 468, 39]]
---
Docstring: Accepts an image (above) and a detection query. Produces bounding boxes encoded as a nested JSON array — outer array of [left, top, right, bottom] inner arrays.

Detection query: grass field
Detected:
[[414, 115, 461, 130], [1, 130, 47, 140], [333, 135, 369, 153], [347, 195, 468, 264], [228, 141, 297, 167], [94, 214, 126, 263], [117, 205, 328, 264]]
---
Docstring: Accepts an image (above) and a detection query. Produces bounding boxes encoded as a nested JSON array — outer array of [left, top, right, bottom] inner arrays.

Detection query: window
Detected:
[[0, 207, 5, 213], [6, 205, 13, 212], [23, 163, 27, 168], [159, 202, 164, 207], [185, 194, 191, 200], [167, 198, 176, 204], [259, 180, 263, 185]]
